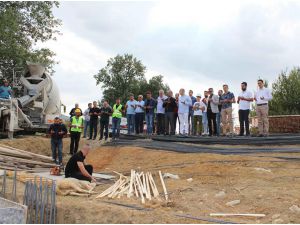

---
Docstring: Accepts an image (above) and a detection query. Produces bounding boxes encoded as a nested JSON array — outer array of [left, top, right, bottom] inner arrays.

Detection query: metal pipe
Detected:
[[12, 167, 17, 202], [1, 169, 6, 198]]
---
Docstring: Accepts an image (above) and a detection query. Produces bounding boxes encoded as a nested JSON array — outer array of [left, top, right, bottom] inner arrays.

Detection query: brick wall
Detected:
[[252, 115, 300, 133]]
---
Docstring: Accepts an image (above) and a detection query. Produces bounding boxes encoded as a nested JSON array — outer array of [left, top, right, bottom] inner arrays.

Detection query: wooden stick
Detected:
[[159, 171, 168, 201], [210, 213, 266, 217], [112, 171, 127, 179], [96, 178, 122, 198], [149, 172, 160, 197], [127, 170, 135, 198], [108, 179, 128, 198], [135, 175, 145, 204], [133, 177, 139, 198], [145, 172, 151, 200], [142, 173, 147, 194]]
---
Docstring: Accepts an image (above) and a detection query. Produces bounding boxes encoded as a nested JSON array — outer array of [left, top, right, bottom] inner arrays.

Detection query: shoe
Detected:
[[93, 138, 96, 140], [88, 138, 92, 140], [99, 138, 103, 141], [258, 134, 264, 137]]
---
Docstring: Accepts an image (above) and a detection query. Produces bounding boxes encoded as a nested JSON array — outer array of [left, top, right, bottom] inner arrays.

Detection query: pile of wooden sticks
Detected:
[[0, 144, 55, 172], [96, 170, 168, 203]]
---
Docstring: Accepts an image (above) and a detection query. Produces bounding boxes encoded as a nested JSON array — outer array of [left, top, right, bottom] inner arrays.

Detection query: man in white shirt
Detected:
[[156, 90, 168, 135], [178, 88, 192, 135], [254, 79, 273, 137], [193, 94, 206, 136], [83, 103, 92, 138], [125, 94, 137, 135], [237, 82, 253, 136], [134, 95, 145, 135]]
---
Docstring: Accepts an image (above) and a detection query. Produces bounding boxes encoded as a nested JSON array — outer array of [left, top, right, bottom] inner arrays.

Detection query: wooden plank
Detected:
[[0, 145, 53, 162], [127, 170, 135, 198], [145, 172, 151, 200], [135, 174, 145, 204], [159, 171, 168, 201], [0, 155, 55, 167], [210, 213, 266, 217], [149, 172, 160, 197]]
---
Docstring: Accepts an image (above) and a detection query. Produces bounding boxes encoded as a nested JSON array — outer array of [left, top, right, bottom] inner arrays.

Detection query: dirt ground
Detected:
[[1, 136, 300, 224]]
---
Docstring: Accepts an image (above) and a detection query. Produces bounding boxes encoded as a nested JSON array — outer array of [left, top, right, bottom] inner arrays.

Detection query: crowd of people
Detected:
[[48, 79, 272, 182], [62, 79, 272, 145]]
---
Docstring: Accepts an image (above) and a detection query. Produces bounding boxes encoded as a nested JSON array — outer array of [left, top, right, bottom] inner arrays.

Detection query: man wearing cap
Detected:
[[238, 82, 253, 136], [48, 117, 67, 165], [193, 94, 206, 136], [69, 109, 84, 154], [0, 79, 12, 99], [254, 79, 273, 137], [65, 144, 96, 182]]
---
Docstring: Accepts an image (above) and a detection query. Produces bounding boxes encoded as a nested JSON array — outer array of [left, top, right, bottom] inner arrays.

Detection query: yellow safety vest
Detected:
[[112, 104, 123, 118], [70, 116, 83, 132]]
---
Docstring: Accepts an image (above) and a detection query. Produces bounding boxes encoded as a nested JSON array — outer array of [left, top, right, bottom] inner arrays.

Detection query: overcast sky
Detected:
[[44, 0, 300, 115]]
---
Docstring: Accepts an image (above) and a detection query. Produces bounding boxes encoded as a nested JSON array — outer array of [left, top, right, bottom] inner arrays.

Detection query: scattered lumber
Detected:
[[0, 144, 55, 172], [96, 170, 168, 204], [210, 213, 266, 217]]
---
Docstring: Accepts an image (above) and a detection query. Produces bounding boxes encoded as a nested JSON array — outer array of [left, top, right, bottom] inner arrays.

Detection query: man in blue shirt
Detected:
[[219, 84, 236, 136], [125, 94, 137, 135], [134, 95, 145, 135], [0, 79, 12, 99]]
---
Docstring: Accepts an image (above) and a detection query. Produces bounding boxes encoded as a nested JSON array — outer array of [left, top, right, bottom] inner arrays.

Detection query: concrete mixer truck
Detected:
[[0, 62, 63, 139]]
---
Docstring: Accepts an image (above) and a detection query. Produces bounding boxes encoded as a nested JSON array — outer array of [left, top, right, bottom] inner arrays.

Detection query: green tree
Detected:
[[0, 1, 61, 79], [269, 68, 300, 115], [94, 54, 170, 105]]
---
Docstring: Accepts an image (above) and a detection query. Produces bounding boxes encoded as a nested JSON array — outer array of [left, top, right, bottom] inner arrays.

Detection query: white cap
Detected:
[[196, 93, 202, 97]]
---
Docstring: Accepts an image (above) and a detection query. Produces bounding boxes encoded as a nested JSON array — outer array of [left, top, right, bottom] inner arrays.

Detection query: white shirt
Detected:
[[254, 87, 273, 105], [178, 95, 192, 113], [135, 100, 144, 113], [157, 95, 167, 114], [193, 101, 206, 116], [83, 108, 90, 121], [238, 90, 253, 110]]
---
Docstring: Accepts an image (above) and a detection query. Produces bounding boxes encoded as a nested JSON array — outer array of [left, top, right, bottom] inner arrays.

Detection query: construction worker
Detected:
[[112, 98, 124, 140], [0, 79, 12, 99], [48, 117, 67, 165], [69, 109, 84, 155]]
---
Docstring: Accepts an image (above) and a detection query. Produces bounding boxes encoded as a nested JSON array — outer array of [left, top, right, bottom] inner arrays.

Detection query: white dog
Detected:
[[56, 178, 97, 197]]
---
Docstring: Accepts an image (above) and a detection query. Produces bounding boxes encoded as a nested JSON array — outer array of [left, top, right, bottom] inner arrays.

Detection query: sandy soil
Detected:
[[1, 136, 300, 224]]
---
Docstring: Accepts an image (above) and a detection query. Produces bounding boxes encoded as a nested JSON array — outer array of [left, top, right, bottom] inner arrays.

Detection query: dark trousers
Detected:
[[174, 113, 178, 132], [100, 120, 109, 140], [89, 118, 98, 139], [135, 113, 144, 134], [165, 112, 175, 135], [207, 110, 217, 136], [239, 109, 250, 135], [51, 138, 63, 164], [66, 165, 93, 182], [156, 113, 165, 135], [112, 117, 121, 139], [70, 131, 81, 154]]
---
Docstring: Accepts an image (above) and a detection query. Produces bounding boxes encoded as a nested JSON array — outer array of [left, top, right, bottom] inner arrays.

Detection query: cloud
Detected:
[[42, 0, 300, 115]]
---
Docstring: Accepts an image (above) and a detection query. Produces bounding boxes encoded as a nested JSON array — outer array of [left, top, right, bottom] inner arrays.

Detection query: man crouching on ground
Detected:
[[65, 144, 96, 183]]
